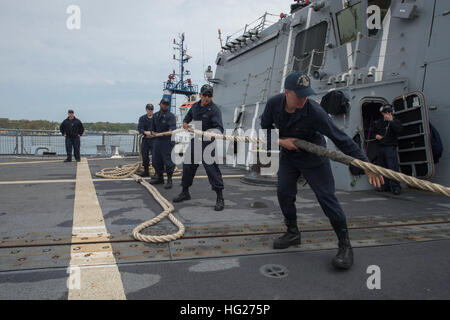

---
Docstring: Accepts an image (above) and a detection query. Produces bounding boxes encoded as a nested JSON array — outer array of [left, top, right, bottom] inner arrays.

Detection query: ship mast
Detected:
[[162, 33, 198, 113]]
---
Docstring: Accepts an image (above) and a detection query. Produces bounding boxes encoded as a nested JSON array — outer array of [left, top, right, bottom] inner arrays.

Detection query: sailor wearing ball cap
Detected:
[[261, 72, 384, 269], [138, 103, 155, 177], [148, 97, 177, 189], [173, 84, 226, 211], [374, 104, 403, 195]]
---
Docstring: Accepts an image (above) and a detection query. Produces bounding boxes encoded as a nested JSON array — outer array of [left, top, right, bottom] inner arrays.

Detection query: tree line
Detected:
[[0, 118, 138, 133]]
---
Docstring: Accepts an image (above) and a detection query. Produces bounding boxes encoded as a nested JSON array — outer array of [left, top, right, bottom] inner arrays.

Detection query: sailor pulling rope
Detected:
[[95, 125, 450, 244]]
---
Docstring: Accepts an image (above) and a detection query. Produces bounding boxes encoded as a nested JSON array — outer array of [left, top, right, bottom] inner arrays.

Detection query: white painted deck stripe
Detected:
[[68, 158, 126, 300]]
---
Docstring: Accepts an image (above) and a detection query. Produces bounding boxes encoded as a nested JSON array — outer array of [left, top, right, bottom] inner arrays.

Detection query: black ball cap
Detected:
[[160, 97, 170, 105], [200, 84, 213, 95], [284, 72, 316, 98], [146, 104, 154, 110], [68, 109, 74, 114], [380, 104, 393, 113]]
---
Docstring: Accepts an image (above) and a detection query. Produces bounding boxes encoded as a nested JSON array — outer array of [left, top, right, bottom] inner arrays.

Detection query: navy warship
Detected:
[[212, 0, 448, 190], [0, 0, 449, 301]]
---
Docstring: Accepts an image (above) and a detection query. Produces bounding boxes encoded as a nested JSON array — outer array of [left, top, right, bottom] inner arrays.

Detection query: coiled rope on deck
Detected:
[[96, 127, 450, 244], [95, 134, 184, 243]]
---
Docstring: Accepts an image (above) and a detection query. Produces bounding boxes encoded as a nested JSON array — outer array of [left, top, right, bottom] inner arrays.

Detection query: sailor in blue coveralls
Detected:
[[137, 104, 154, 177], [148, 98, 177, 189], [374, 104, 403, 195], [261, 72, 384, 269], [173, 84, 225, 211], [60, 109, 84, 163]]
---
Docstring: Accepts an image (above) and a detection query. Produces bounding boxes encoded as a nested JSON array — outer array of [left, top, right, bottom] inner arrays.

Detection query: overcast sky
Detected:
[[0, 0, 288, 123]]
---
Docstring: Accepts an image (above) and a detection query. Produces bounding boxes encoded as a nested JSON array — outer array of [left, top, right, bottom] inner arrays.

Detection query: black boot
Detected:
[[149, 174, 164, 185], [376, 185, 390, 192], [332, 228, 354, 270], [391, 186, 402, 195], [164, 173, 173, 189], [173, 187, 191, 202], [214, 189, 224, 211], [140, 165, 150, 178], [273, 219, 301, 249]]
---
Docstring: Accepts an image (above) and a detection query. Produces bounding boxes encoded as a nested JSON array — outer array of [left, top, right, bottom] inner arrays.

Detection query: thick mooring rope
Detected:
[[131, 174, 185, 243], [95, 135, 182, 179], [291, 139, 450, 198], [96, 127, 450, 244], [95, 135, 184, 243], [184, 128, 450, 198]]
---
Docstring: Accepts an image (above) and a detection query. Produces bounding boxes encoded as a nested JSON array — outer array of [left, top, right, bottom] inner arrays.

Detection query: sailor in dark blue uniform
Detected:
[[149, 98, 177, 189], [261, 72, 384, 269], [137, 104, 154, 177], [173, 84, 225, 211], [374, 104, 403, 195]]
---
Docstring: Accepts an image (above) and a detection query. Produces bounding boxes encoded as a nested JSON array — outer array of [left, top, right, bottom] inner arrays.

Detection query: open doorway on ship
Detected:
[[360, 98, 388, 163]]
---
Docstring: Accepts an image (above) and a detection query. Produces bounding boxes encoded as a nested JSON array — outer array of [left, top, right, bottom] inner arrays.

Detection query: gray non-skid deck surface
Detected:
[[0, 156, 67, 163], [0, 156, 449, 300], [0, 161, 77, 181], [0, 269, 69, 300], [118, 240, 450, 300], [0, 240, 448, 300], [0, 182, 75, 236]]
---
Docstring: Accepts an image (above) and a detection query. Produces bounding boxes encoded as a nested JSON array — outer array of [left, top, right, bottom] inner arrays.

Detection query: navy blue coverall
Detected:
[[60, 117, 84, 161], [182, 101, 224, 191], [152, 110, 176, 176], [138, 114, 154, 167], [261, 94, 369, 230], [374, 118, 403, 190]]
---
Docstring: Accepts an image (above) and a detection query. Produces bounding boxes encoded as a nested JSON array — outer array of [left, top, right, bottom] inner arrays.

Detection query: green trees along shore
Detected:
[[0, 118, 137, 133]]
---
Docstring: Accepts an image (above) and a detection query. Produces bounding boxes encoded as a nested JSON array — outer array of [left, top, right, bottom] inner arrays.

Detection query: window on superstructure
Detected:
[[336, 2, 362, 45], [368, 0, 391, 37], [292, 21, 328, 74]]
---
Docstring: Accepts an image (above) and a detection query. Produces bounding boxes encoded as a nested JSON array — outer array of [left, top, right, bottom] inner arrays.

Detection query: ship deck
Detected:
[[0, 155, 449, 300]]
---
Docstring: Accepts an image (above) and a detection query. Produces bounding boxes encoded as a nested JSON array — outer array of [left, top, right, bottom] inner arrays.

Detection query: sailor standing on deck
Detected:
[[60, 109, 84, 163], [261, 72, 384, 269], [173, 84, 225, 211], [149, 97, 177, 189], [374, 104, 403, 195], [138, 104, 155, 177]]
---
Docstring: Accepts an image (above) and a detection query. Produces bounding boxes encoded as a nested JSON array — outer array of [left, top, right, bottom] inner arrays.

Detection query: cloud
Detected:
[[0, 0, 287, 123]]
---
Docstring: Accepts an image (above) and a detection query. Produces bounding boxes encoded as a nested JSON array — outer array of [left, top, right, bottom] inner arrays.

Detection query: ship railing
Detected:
[[0, 128, 140, 156], [163, 81, 198, 95], [224, 12, 279, 46]]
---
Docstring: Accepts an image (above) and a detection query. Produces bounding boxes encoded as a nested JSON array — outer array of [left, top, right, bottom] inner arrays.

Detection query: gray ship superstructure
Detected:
[[211, 0, 449, 191]]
